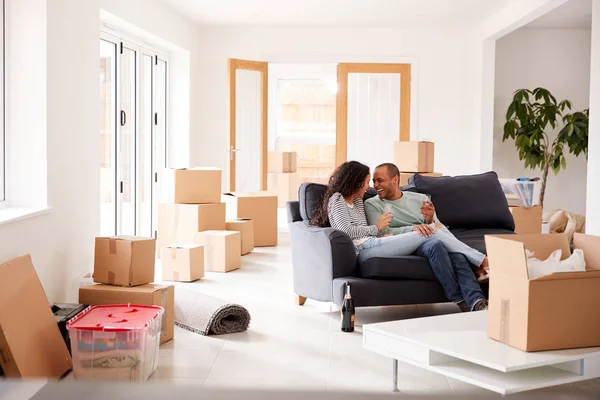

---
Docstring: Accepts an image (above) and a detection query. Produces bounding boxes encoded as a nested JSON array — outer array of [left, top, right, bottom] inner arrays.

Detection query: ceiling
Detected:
[[159, 0, 514, 28], [525, 0, 592, 29]]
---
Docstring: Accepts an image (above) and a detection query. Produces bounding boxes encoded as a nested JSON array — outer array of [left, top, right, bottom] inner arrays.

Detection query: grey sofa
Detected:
[[287, 171, 516, 307]]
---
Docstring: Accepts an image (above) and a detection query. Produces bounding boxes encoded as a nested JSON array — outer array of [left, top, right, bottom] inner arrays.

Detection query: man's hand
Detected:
[[420, 200, 435, 224], [413, 224, 435, 237]]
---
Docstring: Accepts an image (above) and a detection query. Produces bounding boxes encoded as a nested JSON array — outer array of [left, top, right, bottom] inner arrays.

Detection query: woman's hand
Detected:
[[376, 212, 392, 231]]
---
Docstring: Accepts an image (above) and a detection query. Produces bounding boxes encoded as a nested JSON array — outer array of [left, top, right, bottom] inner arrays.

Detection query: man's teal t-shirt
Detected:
[[364, 191, 439, 235]]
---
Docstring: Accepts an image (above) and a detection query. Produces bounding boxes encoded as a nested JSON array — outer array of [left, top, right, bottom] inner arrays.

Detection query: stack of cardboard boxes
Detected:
[[267, 151, 301, 208], [393, 141, 442, 185], [157, 167, 277, 272], [79, 236, 175, 345]]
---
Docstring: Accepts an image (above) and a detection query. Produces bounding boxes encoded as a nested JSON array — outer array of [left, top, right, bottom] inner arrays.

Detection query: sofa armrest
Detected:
[[289, 221, 357, 302]]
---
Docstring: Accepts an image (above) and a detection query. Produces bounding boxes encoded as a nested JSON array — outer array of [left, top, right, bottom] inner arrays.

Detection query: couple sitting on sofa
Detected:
[[310, 160, 490, 312]]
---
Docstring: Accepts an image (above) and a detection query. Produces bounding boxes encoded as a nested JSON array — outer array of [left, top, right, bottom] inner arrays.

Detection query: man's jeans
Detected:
[[415, 239, 485, 309], [357, 227, 486, 267]]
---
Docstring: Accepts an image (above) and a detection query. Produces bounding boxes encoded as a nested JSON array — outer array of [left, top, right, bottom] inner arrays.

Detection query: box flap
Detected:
[[104, 235, 152, 242], [533, 270, 600, 281], [510, 233, 571, 261], [484, 235, 529, 279], [573, 233, 600, 271]]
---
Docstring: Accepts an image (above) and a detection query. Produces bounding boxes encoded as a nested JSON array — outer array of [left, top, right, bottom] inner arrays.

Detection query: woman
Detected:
[[311, 161, 491, 270]]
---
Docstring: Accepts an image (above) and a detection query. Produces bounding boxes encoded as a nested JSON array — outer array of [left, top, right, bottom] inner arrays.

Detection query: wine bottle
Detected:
[[341, 282, 355, 332]]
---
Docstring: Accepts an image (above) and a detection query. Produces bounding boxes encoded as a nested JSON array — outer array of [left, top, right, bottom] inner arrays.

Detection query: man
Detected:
[[364, 163, 488, 312]]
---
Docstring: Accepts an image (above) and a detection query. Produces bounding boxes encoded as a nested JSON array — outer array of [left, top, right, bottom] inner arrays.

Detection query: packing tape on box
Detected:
[[108, 271, 116, 285], [500, 299, 510, 343], [170, 247, 177, 259], [206, 236, 215, 270], [170, 205, 180, 234], [109, 238, 117, 254], [173, 270, 180, 281]]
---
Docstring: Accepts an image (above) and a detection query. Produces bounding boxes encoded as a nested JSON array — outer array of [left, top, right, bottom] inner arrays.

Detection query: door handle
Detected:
[[225, 146, 241, 160], [120, 110, 126, 126]]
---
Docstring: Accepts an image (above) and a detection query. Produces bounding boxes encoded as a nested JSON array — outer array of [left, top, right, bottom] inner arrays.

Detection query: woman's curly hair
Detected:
[[310, 161, 371, 227]]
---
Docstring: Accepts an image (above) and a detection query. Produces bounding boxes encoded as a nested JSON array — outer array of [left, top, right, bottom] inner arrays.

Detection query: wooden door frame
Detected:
[[335, 63, 411, 166], [228, 58, 268, 192]]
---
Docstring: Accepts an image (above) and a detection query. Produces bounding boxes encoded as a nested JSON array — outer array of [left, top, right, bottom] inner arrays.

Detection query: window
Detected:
[[0, 0, 5, 204]]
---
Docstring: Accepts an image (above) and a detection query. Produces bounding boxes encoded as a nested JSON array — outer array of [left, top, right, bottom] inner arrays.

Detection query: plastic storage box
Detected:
[[66, 304, 163, 382]]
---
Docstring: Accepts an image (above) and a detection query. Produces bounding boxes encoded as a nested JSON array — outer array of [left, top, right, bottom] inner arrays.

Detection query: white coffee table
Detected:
[[362, 311, 600, 395]]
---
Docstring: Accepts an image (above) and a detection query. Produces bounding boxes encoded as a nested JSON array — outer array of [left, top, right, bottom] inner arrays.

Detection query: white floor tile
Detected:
[[146, 232, 599, 397]]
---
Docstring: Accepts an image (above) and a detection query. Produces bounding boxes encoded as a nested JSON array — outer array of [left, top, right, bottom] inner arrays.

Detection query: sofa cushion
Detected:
[[412, 171, 515, 231], [358, 256, 439, 281], [451, 228, 515, 254], [298, 182, 327, 222]]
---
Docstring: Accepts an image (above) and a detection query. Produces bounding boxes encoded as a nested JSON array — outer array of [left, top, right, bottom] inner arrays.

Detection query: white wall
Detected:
[[194, 26, 484, 187], [493, 29, 591, 215], [0, 0, 202, 303]]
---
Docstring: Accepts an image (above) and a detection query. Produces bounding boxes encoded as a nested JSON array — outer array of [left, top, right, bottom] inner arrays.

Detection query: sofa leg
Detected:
[[295, 294, 307, 306]]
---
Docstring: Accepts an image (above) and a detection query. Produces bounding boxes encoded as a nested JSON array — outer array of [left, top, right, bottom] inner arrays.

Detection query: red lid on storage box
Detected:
[[66, 304, 163, 332]]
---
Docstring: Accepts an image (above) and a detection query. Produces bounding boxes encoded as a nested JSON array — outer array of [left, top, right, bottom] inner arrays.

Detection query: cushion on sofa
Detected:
[[412, 171, 515, 231], [298, 182, 327, 222], [358, 256, 439, 281]]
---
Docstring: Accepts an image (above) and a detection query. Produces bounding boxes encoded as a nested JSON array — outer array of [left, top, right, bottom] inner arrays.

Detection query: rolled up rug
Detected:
[[173, 285, 251, 336]]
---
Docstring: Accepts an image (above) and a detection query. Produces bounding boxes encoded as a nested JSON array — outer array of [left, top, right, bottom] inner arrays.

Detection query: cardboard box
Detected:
[[78, 284, 175, 345], [161, 245, 204, 282], [509, 205, 542, 234], [485, 233, 600, 352], [393, 141, 435, 173], [94, 236, 156, 287], [226, 219, 255, 255], [399, 172, 442, 186], [194, 231, 241, 272], [268, 151, 297, 173], [162, 167, 221, 204], [157, 203, 226, 253], [222, 192, 277, 247], [267, 172, 301, 207], [0, 255, 72, 378]]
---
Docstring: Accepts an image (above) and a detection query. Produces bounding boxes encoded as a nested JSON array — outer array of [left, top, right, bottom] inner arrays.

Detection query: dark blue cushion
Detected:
[[412, 171, 515, 231]]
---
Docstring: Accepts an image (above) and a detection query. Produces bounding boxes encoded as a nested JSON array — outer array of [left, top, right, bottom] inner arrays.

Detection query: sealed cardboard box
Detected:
[[268, 151, 297, 173], [399, 172, 442, 186], [222, 192, 277, 247], [509, 205, 542, 234], [0, 255, 72, 378], [393, 141, 435, 173], [267, 172, 301, 207], [78, 284, 175, 345], [162, 167, 221, 204], [485, 233, 600, 352], [194, 231, 241, 272], [161, 245, 204, 282], [157, 203, 226, 253], [94, 236, 155, 287], [226, 219, 254, 255]]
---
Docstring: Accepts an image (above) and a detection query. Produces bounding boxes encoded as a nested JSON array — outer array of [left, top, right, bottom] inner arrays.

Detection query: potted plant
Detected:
[[503, 87, 589, 208]]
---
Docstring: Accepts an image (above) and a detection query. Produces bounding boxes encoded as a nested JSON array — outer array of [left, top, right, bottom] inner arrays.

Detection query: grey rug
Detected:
[[173, 286, 251, 336]]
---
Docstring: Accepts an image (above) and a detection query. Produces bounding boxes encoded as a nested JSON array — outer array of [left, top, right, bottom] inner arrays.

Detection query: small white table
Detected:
[[362, 311, 600, 395]]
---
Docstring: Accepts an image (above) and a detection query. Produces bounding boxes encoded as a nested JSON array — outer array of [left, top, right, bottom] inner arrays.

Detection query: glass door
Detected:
[[336, 63, 411, 166], [118, 45, 137, 236], [228, 58, 268, 192], [100, 40, 117, 236], [100, 33, 169, 238]]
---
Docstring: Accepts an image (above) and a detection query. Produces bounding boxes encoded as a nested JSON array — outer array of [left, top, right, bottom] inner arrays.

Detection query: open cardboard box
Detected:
[[485, 232, 600, 352]]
